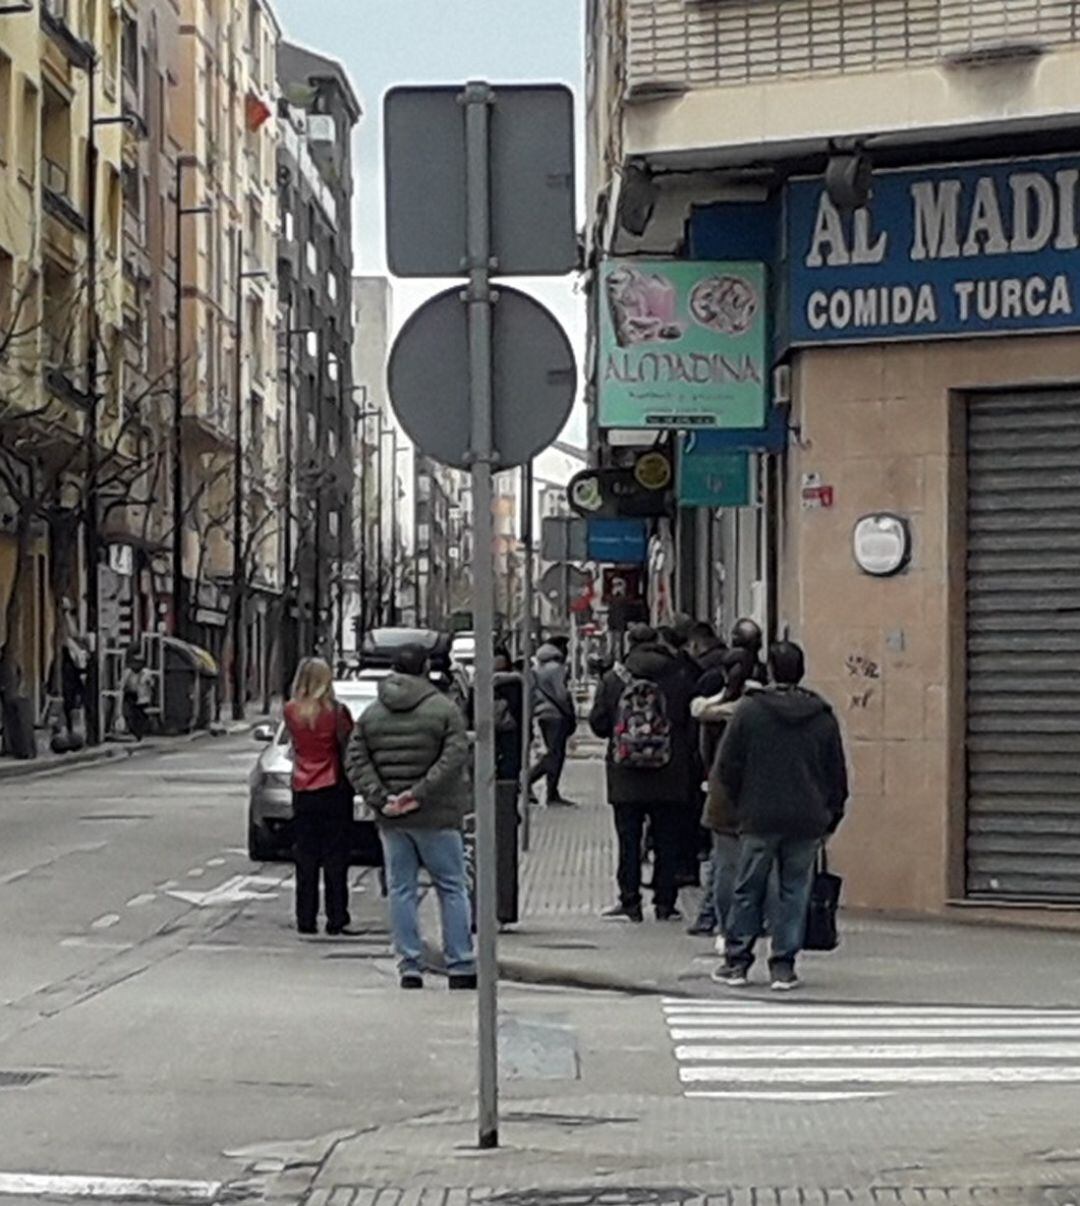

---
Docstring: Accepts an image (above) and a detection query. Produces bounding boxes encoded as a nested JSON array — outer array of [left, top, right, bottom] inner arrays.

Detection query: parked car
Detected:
[[247, 679, 383, 864]]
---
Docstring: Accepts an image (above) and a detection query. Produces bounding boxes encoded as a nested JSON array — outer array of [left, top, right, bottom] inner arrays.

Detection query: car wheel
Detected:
[[248, 822, 274, 863]]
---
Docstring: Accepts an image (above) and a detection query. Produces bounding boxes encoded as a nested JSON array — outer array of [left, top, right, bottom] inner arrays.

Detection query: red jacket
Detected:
[[284, 700, 354, 793]]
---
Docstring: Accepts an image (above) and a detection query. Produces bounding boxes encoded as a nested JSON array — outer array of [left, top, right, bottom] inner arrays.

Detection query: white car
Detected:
[[247, 679, 382, 863]]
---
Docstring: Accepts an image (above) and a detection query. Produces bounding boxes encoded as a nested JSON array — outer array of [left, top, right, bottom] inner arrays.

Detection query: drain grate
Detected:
[[0, 1070, 51, 1088]]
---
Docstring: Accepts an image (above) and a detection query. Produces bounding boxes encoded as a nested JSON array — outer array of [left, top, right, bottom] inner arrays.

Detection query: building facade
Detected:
[[588, 0, 1080, 920], [173, 0, 282, 707], [0, 0, 126, 726], [276, 41, 359, 667]]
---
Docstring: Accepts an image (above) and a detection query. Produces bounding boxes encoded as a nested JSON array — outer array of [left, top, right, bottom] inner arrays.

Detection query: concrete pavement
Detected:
[[2, 736, 1080, 1205]]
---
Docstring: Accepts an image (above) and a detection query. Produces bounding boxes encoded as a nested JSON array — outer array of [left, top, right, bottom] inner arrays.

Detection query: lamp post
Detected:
[[171, 155, 211, 640], [83, 47, 145, 746], [389, 436, 410, 626], [353, 400, 379, 642], [230, 229, 269, 721], [281, 311, 313, 695]]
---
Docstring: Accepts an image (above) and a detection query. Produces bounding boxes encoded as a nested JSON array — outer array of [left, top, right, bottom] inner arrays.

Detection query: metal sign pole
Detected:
[[464, 80, 499, 1152], [519, 459, 534, 854]]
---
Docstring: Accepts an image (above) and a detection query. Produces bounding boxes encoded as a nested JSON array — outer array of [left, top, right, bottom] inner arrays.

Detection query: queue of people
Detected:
[[589, 616, 849, 991]]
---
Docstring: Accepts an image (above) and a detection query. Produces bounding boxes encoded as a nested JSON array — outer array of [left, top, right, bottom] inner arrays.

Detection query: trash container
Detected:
[[160, 638, 218, 734], [495, 778, 520, 925]]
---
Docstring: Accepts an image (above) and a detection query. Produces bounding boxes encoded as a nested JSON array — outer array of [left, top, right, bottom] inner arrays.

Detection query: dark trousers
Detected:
[[529, 715, 571, 798], [293, 785, 352, 932], [123, 696, 149, 741], [725, 834, 820, 973], [613, 800, 678, 911]]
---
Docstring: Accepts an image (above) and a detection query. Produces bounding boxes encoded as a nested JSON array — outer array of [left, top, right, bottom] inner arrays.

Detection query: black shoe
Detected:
[[326, 926, 363, 936], [686, 918, 716, 937], [400, 974, 424, 990], [601, 902, 643, 923], [655, 906, 683, 922], [449, 973, 478, 991], [297, 923, 317, 936]]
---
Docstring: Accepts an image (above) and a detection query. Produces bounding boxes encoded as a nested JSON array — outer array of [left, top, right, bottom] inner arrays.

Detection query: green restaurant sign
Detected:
[[598, 259, 768, 430]]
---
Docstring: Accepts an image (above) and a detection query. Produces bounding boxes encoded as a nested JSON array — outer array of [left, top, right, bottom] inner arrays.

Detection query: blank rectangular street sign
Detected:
[[385, 84, 577, 278]]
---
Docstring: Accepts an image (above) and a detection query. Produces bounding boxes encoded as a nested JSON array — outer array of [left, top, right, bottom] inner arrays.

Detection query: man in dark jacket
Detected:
[[714, 641, 848, 990], [588, 624, 694, 922], [688, 621, 728, 699], [529, 642, 577, 805], [345, 644, 474, 991]]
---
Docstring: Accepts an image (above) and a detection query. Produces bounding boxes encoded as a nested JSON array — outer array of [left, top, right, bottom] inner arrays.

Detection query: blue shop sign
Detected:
[[586, 518, 649, 565], [788, 155, 1080, 345]]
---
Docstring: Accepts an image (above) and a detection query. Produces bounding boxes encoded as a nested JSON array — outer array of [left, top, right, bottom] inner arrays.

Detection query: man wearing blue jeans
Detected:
[[345, 644, 475, 990], [714, 641, 848, 991]]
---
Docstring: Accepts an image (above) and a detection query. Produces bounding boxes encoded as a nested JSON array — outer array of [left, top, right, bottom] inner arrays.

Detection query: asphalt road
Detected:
[[2, 737, 1080, 1206]]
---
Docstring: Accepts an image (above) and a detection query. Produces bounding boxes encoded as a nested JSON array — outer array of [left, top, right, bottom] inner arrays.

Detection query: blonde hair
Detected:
[[290, 657, 335, 726]]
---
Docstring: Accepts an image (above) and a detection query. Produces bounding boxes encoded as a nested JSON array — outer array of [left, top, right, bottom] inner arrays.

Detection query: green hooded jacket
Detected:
[[344, 673, 471, 830]]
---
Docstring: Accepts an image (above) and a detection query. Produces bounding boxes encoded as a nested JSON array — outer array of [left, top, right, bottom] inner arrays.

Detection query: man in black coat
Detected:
[[714, 641, 848, 991], [588, 624, 694, 922]]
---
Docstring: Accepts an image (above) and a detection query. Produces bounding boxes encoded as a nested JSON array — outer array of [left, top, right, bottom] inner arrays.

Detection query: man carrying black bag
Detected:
[[713, 641, 849, 992]]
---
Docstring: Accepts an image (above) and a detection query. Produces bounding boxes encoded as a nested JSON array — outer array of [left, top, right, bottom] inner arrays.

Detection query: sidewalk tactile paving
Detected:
[[519, 759, 614, 918]]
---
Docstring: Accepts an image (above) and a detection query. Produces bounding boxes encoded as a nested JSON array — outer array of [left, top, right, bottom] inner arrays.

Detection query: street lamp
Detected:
[[171, 155, 211, 640], [388, 436, 411, 626], [230, 229, 270, 721], [280, 310, 313, 695], [83, 44, 145, 746]]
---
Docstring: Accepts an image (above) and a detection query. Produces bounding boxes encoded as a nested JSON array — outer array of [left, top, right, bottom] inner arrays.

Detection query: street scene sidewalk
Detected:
[[498, 750, 1080, 1010]]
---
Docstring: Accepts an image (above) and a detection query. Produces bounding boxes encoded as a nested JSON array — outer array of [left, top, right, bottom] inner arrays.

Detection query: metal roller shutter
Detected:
[[966, 390, 1080, 902]]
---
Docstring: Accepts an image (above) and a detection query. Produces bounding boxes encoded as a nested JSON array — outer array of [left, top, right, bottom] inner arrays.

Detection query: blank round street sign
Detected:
[[388, 285, 577, 471]]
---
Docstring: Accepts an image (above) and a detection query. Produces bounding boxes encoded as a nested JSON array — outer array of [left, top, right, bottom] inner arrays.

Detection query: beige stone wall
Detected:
[[781, 334, 1080, 917]]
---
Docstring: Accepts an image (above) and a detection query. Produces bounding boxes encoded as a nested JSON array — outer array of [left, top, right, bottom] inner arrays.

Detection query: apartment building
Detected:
[[0, 0, 126, 724], [174, 0, 280, 703], [277, 41, 359, 663], [588, 0, 1080, 918]]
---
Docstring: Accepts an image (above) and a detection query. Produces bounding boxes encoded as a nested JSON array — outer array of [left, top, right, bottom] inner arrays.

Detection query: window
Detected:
[[103, 10, 119, 99], [306, 411, 316, 445], [121, 162, 140, 215], [327, 428, 336, 458], [18, 80, 37, 183], [0, 55, 11, 164], [122, 13, 138, 85], [105, 166, 121, 255], [0, 248, 14, 333], [41, 83, 72, 199], [327, 271, 337, 302], [328, 511, 339, 539], [282, 209, 294, 243]]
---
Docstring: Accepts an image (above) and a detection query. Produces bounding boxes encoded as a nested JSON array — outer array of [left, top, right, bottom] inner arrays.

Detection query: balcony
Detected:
[[40, 0, 94, 70]]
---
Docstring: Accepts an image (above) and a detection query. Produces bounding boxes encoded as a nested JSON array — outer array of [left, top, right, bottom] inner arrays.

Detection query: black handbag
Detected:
[[804, 847, 843, 952]]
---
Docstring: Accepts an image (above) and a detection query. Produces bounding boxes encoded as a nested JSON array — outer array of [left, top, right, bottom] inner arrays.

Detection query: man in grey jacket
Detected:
[[345, 644, 475, 990], [528, 642, 577, 806]]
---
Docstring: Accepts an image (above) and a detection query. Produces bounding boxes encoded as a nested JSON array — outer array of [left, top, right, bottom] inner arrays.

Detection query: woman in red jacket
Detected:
[[284, 658, 354, 936]]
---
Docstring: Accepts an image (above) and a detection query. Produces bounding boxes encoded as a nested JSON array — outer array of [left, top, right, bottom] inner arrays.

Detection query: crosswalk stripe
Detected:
[[664, 996, 1080, 1101], [675, 1042, 1080, 1061], [670, 1026, 1080, 1040], [680, 1065, 1080, 1084]]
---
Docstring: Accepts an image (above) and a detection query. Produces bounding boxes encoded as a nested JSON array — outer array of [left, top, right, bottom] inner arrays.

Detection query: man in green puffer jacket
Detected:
[[345, 644, 474, 991]]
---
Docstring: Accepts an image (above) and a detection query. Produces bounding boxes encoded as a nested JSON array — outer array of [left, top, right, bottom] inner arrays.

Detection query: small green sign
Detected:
[[678, 445, 753, 509], [598, 259, 767, 430]]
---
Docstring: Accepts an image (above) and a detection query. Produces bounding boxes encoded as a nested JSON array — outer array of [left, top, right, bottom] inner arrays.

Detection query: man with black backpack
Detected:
[[588, 624, 694, 922]]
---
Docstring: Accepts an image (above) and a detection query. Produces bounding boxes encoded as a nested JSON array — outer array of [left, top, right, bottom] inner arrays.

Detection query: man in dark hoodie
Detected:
[[589, 623, 694, 922], [345, 644, 474, 991], [529, 641, 577, 806], [714, 641, 848, 991]]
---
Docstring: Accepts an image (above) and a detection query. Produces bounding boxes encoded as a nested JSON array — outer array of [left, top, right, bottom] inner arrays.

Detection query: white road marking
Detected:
[[60, 937, 134, 951], [207, 857, 227, 866], [0, 1172, 221, 1202], [0, 869, 29, 886], [681, 1065, 1080, 1085], [166, 874, 281, 908], [676, 1041, 1080, 1061], [664, 997, 1080, 1100], [157, 880, 179, 890], [125, 893, 156, 908], [90, 914, 120, 929], [686, 1090, 888, 1102], [670, 1026, 1080, 1040], [186, 868, 206, 878]]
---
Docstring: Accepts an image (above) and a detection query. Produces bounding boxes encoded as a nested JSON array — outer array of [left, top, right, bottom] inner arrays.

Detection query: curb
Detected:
[[0, 720, 263, 783], [498, 955, 694, 998]]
